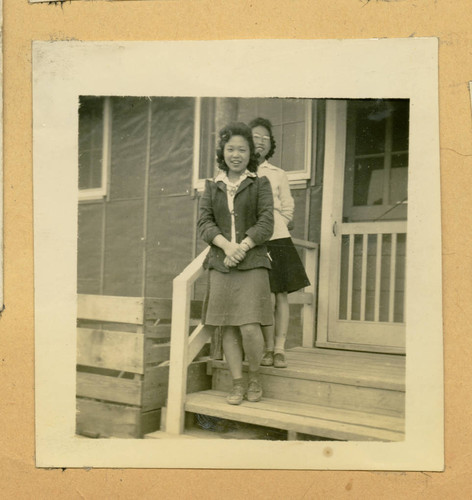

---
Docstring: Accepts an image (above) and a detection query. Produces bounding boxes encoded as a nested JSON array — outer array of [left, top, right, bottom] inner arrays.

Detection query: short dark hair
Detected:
[[248, 117, 277, 160], [216, 122, 259, 173]]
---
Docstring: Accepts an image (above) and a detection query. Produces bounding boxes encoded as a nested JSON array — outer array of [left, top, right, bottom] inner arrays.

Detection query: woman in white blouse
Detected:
[[250, 117, 310, 368]]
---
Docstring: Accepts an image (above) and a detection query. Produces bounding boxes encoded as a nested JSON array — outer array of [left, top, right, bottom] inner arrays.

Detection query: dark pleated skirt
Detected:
[[266, 237, 311, 294], [203, 267, 273, 327]]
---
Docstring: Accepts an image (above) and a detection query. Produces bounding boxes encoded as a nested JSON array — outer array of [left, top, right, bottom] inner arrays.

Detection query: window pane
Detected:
[[389, 153, 408, 205], [392, 100, 410, 152], [236, 97, 308, 174], [353, 157, 384, 206], [354, 101, 387, 155], [281, 120, 305, 172], [78, 97, 104, 190]]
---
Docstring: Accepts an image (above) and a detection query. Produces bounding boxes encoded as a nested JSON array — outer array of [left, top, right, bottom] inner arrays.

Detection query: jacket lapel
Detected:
[[235, 176, 255, 196]]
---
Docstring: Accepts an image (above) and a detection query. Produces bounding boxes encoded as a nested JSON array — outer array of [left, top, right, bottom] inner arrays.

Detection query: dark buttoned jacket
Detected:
[[198, 175, 274, 273]]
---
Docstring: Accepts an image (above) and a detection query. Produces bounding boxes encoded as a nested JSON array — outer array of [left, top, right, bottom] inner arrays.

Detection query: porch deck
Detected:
[[149, 347, 405, 441]]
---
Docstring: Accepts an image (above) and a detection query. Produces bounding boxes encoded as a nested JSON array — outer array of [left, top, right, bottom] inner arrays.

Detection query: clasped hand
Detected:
[[223, 242, 247, 268]]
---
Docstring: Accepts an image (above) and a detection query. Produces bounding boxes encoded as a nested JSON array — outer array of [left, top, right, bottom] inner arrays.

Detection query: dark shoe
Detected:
[[273, 352, 288, 368], [246, 379, 263, 402], [226, 384, 245, 405], [260, 351, 274, 366]]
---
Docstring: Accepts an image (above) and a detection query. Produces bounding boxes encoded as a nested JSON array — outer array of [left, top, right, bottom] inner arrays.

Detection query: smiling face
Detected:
[[224, 135, 250, 178], [252, 125, 271, 163]]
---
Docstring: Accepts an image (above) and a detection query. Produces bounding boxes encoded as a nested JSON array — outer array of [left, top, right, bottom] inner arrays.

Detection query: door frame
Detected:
[[316, 100, 405, 354]]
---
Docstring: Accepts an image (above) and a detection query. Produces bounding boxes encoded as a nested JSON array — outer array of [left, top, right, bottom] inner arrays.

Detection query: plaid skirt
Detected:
[[203, 267, 273, 327]]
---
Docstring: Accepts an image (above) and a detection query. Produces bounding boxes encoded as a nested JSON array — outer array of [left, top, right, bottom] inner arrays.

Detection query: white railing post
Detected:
[[302, 245, 318, 347], [166, 278, 191, 435], [165, 247, 209, 435], [292, 239, 318, 348]]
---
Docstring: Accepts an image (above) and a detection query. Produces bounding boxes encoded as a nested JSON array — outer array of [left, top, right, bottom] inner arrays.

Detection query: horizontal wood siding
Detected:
[[212, 368, 404, 417], [77, 328, 145, 373], [142, 360, 211, 412], [77, 294, 144, 324], [76, 399, 142, 439], [76, 372, 142, 406]]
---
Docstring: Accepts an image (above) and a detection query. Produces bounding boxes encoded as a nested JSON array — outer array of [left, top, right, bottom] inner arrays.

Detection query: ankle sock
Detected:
[[232, 377, 244, 387]]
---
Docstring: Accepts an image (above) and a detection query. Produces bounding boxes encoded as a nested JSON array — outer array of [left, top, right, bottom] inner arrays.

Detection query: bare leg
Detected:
[[261, 293, 276, 350], [261, 294, 276, 366], [222, 326, 243, 380], [274, 292, 289, 352], [239, 323, 264, 371], [240, 323, 264, 402]]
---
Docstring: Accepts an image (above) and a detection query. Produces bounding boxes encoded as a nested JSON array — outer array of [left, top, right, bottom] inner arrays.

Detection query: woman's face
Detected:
[[252, 125, 271, 161], [224, 135, 250, 175]]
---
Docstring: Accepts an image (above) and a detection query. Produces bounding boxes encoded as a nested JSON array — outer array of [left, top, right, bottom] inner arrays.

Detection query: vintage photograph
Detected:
[[76, 96, 408, 442], [33, 39, 442, 469]]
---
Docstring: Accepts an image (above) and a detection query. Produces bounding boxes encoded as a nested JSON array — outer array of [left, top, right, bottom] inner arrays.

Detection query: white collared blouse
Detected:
[[257, 161, 294, 240], [214, 170, 257, 243]]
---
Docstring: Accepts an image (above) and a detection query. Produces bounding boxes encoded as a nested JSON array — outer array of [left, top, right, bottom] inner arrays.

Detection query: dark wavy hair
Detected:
[[216, 122, 259, 173], [248, 117, 277, 160]]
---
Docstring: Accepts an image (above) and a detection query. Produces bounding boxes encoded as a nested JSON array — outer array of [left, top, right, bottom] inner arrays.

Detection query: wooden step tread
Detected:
[[185, 390, 404, 442], [210, 358, 405, 391]]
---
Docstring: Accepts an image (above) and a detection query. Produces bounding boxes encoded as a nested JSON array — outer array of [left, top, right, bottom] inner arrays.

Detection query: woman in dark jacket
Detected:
[[198, 122, 274, 405]]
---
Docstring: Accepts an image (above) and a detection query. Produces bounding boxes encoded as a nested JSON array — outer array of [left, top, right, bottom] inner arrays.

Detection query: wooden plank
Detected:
[[77, 328, 144, 373], [211, 359, 405, 393], [140, 408, 162, 436], [187, 324, 212, 365], [145, 342, 171, 365], [341, 221, 406, 235], [185, 391, 404, 441], [145, 298, 203, 321], [292, 238, 318, 250], [289, 347, 405, 367], [77, 294, 144, 324], [288, 291, 313, 305], [144, 323, 171, 340], [76, 399, 141, 439], [211, 368, 404, 416], [142, 360, 211, 412], [302, 245, 317, 347], [287, 430, 299, 441], [166, 279, 192, 434], [76, 372, 142, 406]]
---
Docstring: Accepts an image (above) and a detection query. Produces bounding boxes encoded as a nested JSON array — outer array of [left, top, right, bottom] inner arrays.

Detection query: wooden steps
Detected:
[[210, 347, 405, 418], [184, 390, 404, 441]]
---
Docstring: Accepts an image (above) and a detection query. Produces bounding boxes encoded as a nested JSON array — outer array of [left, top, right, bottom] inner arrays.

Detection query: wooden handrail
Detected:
[[292, 238, 319, 250], [166, 247, 210, 435], [174, 247, 209, 284], [165, 240, 318, 435]]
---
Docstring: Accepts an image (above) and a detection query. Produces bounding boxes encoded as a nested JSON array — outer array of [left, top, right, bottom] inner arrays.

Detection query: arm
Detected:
[[197, 180, 247, 265], [245, 176, 274, 245], [278, 169, 295, 226], [197, 180, 222, 245]]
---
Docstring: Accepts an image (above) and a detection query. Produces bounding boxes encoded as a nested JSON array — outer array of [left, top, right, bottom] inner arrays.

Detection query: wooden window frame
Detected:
[[78, 97, 112, 202], [192, 97, 315, 191]]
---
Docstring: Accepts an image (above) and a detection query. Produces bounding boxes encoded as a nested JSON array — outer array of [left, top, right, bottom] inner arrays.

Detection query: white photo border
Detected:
[[33, 38, 443, 470]]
